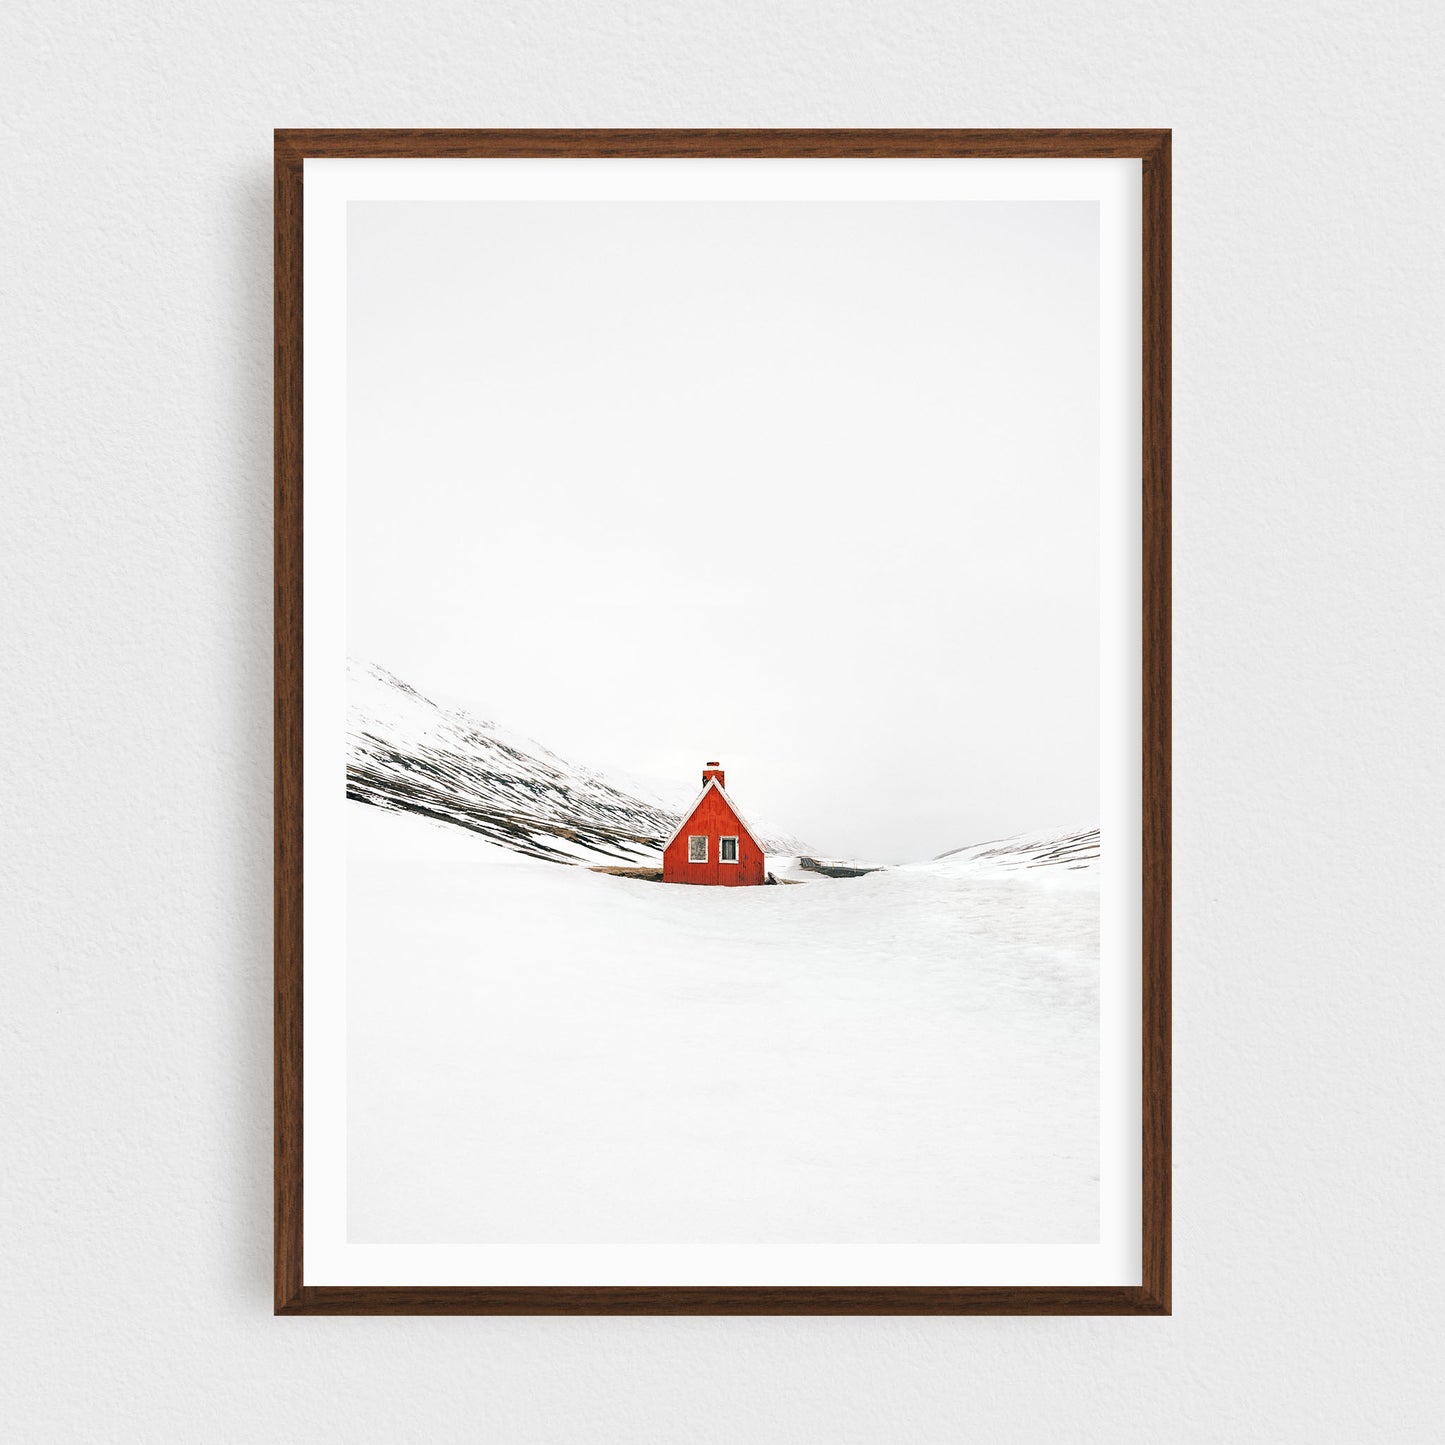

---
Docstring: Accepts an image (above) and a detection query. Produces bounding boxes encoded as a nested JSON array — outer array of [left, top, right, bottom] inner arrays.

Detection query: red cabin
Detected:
[[661, 762, 766, 886]]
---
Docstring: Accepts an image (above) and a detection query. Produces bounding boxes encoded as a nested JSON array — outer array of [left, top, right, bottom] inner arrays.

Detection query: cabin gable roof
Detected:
[[660, 777, 763, 852]]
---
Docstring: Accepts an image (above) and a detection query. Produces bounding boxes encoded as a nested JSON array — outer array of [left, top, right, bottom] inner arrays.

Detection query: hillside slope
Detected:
[[934, 827, 1100, 873], [347, 660, 800, 863]]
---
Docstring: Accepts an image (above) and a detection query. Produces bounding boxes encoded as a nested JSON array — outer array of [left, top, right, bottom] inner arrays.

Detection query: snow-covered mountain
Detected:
[[933, 827, 1100, 872], [347, 661, 800, 864]]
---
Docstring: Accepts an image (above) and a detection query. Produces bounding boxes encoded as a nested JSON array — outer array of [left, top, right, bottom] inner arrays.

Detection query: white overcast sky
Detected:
[[348, 199, 1099, 863]]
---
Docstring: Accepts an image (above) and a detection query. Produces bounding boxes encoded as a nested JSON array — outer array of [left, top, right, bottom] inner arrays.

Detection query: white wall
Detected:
[[4, 1, 1442, 1439]]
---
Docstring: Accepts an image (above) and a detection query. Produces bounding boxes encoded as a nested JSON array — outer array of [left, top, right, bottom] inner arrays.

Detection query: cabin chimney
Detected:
[[702, 760, 725, 788]]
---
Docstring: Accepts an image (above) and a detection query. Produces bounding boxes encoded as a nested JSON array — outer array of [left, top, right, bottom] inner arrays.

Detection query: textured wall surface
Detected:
[[4, 1, 1443, 1439]]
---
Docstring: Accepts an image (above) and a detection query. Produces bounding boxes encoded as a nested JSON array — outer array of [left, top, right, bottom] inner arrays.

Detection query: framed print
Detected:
[[274, 129, 1170, 1315]]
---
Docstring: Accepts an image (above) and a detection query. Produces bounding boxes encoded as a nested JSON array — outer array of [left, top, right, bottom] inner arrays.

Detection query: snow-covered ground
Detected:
[[347, 803, 1099, 1245]]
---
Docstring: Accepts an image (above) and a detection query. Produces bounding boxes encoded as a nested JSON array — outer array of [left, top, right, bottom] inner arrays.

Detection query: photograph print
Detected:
[[278, 134, 1169, 1312]]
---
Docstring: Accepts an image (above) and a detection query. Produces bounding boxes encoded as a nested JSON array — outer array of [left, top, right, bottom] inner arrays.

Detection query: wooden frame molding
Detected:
[[275, 128, 1171, 1316]]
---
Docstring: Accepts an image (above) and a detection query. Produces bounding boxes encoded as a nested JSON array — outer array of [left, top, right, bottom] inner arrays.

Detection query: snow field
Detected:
[[347, 805, 1099, 1245]]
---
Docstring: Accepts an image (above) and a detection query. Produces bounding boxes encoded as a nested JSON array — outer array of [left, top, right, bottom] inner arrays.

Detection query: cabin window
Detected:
[[688, 835, 708, 863], [719, 836, 739, 863]]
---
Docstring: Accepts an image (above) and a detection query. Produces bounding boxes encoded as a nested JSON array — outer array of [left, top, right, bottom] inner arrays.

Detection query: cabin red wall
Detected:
[[662, 788, 766, 886]]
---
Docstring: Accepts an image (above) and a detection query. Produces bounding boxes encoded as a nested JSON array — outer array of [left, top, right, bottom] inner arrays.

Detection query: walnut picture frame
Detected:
[[275, 128, 1171, 1315]]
